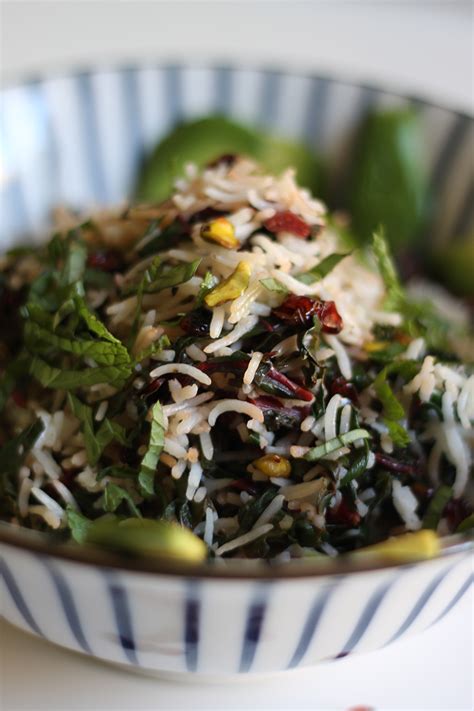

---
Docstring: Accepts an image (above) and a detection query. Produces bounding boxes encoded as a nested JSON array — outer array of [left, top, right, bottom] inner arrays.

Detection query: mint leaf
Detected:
[[103, 482, 142, 517], [138, 401, 165, 496], [30, 356, 130, 389], [68, 394, 128, 466], [66, 507, 92, 544], [124, 257, 201, 296]]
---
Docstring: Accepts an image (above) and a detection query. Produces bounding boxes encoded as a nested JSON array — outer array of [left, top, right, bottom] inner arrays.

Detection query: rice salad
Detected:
[[0, 157, 473, 562]]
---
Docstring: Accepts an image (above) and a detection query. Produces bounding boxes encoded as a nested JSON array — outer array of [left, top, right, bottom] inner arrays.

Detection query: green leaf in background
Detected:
[[297, 252, 351, 285], [138, 401, 165, 496], [350, 109, 429, 250], [135, 116, 322, 202], [431, 236, 474, 298]]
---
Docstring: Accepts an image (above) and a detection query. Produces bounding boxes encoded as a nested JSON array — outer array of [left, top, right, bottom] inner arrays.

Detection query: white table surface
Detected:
[[1, 2, 473, 710]]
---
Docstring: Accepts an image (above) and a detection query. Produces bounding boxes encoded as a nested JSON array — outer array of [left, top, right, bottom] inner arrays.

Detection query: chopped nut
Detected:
[[204, 261, 251, 307], [201, 217, 239, 249], [253, 454, 292, 478]]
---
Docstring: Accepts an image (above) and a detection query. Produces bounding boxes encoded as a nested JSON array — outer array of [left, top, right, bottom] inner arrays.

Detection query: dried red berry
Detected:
[[329, 376, 359, 406], [11, 389, 27, 408], [327, 498, 361, 527], [264, 211, 311, 239], [272, 295, 343, 334], [314, 300, 343, 334], [272, 295, 318, 326], [87, 250, 123, 272], [180, 308, 211, 337]]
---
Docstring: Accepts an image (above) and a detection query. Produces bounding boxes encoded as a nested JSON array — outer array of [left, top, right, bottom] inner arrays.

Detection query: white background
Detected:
[[1, 2, 473, 710]]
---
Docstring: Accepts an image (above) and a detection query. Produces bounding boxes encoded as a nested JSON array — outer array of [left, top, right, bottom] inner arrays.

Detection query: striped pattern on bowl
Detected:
[[1, 64, 473, 251]]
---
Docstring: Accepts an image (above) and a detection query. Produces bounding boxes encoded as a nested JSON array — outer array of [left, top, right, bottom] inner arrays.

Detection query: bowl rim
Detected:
[[0, 522, 472, 580], [1, 59, 473, 120], [0, 60, 472, 580]]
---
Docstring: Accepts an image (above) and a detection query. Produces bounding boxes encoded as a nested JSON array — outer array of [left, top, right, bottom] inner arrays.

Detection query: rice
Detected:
[[2, 155, 473, 563]]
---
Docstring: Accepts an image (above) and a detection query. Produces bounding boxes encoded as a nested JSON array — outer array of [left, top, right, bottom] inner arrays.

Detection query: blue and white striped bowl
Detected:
[[1, 64, 473, 677]]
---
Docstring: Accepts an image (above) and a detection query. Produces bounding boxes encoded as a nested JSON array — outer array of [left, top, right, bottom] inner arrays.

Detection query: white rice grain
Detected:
[[215, 524, 273, 556], [208, 399, 264, 426], [149, 363, 211, 386], [243, 351, 263, 385], [324, 334, 352, 380], [204, 315, 258, 354], [209, 306, 226, 339], [253, 494, 285, 529]]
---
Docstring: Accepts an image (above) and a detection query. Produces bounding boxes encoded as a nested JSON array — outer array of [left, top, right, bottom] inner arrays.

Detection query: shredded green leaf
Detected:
[[304, 429, 371, 461], [340, 447, 369, 487], [138, 401, 165, 496], [422, 485, 452, 530], [297, 252, 350, 285]]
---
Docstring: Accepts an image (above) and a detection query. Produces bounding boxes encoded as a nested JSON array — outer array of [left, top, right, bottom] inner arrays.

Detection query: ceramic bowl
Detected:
[[0, 63, 473, 677]]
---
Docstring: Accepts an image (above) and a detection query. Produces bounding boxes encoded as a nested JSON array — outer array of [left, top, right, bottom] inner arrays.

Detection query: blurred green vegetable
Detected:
[[135, 116, 321, 202], [349, 109, 429, 250], [86, 517, 207, 563], [432, 236, 474, 297]]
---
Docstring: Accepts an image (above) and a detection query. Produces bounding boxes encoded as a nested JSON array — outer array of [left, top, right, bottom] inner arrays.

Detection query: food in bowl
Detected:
[[0, 156, 473, 563]]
